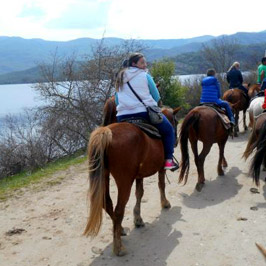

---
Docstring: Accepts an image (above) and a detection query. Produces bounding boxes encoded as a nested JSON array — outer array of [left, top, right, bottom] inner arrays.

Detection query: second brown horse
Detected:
[[179, 106, 230, 192], [223, 84, 259, 136]]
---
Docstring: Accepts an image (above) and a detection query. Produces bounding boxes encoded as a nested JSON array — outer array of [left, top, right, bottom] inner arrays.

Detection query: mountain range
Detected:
[[0, 30, 266, 84]]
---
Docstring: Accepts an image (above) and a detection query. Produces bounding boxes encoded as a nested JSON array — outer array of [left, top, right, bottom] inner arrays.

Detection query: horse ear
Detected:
[[173, 107, 182, 114]]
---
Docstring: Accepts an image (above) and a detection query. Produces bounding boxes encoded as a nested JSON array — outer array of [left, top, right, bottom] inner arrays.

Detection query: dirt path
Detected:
[[0, 127, 266, 266]]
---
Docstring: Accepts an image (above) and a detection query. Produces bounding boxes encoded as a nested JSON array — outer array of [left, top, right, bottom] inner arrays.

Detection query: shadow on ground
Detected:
[[79, 206, 183, 266], [179, 167, 243, 209]]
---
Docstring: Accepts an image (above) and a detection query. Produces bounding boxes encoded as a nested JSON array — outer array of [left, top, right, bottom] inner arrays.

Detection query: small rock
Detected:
[[5, 228, 26, 236], [250, 188, 260, 194], [237, 217, 248, 221], [250, 206, 258, 211], [42, 236, 52, 240], [91, 246, 103, 255]]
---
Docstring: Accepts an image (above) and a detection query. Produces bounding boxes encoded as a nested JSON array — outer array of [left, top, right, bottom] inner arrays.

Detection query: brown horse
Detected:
[[248, 84, 260, 99], [84, 104, 181, 256], [243, 113, 266, 186], [223, 84, 260, 136], [179, 106, 229, 192], [102, 96, 117, 126], [222, 84, 248, 136]]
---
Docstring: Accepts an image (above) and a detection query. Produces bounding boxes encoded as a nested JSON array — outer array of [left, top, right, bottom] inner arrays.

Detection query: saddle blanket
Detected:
[[197, 104, 231, 130]]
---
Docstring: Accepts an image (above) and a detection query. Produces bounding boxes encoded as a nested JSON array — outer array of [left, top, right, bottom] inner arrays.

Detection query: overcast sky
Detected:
[[1, 0, 265, 41]]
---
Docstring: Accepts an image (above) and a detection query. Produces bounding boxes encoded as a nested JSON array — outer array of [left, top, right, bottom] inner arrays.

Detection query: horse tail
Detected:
[[83, 127, 112, 237], [179, 111, 200, 184], [242, 124, 257, 160], [249, 121, 266, 186]]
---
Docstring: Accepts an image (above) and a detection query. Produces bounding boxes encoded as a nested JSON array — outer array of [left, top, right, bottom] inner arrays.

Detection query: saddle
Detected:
[[120, 118, 161, 139], [199, 103, 226, 114], [198, 103, 231, 130]]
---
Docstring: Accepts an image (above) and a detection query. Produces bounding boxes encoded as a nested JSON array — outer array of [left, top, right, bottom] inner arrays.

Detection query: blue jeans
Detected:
[[117, 112, 175, 159], [261, 80, 266, 91], [216, 99, 235, 123]]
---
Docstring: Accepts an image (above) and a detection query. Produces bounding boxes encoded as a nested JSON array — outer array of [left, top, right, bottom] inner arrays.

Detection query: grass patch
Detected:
[[0, 151, 87, 201]]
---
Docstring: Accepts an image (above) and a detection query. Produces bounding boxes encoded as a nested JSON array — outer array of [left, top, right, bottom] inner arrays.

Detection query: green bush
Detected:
[[150, 60, 189, 113]]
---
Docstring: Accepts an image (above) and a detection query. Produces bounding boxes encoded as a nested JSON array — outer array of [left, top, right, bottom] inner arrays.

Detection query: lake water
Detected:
[[0, 74, 204, 118], [0, 83, 42, 118]]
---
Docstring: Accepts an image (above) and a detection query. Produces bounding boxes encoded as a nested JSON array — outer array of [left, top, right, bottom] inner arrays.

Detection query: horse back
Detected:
[[191, 107, 228, 143], [223, 88, 248, 111]]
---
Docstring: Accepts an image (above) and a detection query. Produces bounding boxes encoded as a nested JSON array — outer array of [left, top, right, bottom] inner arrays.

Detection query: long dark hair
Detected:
[[115, 53, 144, 91]]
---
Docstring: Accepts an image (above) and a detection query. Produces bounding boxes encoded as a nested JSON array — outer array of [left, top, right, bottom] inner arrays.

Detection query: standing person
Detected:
[[226, 62, 248, 96], [115, 53, 179, 171], [257, 57, 266, 91], [201, 68, 235, 126]]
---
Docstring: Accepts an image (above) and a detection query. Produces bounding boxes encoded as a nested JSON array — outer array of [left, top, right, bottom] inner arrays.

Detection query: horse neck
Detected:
[[248, 85, 260, 98], [162, 108, 173, 122]]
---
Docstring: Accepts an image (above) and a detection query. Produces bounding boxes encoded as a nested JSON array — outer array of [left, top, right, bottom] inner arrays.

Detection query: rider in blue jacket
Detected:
[[200, 69, 235, 126]]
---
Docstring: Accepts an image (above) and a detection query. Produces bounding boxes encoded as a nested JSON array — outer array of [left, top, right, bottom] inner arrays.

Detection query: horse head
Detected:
[[248, 84, 260, 98]]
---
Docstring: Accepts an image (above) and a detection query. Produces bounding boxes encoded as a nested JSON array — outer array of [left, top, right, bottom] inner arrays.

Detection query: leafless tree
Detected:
[[201, 37, 240, 91], [0, 39, 147, 178]]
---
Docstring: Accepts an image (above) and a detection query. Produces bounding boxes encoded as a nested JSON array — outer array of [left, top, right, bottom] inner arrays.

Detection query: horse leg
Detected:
[[222, 156, 228, 168], [243, 110, 248, 131], [196, 142, 212, 192], [133, 178, 145, 227], [158, 170, 171, 209], [234, 111, 239, 136], [263, 154, 266, 171], [190, 138, 199, 167], [104, 172, 127, 236], [249, 111, 254, 128], [113, 181, 133, 256], [217, 140, 227, 176]]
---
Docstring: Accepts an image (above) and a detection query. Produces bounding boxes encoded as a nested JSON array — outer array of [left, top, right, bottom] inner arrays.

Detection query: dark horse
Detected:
[[84, 99, 181, 256], [243, 112, 266, 186], [223, 84, 259, 137], [179, 106, 230, 192]]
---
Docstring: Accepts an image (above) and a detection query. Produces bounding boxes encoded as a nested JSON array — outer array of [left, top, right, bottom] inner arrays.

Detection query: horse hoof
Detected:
[[134, 218, 145, 228], [195, 183, 204, 192], [234, 133, 238, 137], [161, 200, 171, 209], [244, 127, 248, 131], [218, 171, 225, 176], [121, 227, 129, 236], [113, 245, 127, 256]]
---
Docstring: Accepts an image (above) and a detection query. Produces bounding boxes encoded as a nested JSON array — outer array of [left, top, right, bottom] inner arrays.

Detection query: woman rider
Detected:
[[115, 53, 178, 171], [226, 61, 248, 97]]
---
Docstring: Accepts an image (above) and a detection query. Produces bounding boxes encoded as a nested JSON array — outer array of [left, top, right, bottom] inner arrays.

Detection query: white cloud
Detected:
[[0, 0, 265, 40]]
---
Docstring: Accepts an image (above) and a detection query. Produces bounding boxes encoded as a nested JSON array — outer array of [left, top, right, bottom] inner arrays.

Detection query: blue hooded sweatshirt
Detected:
[[200, 76, 221, 103]]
